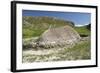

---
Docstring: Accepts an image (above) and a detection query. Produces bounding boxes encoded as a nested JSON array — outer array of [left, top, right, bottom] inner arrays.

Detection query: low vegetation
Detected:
[[22, 16, 91, 63], [74, 26, 90, 37], [23, 38, 90, 63]]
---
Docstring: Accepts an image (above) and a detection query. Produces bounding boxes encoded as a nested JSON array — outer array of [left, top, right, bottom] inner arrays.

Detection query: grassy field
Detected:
[[74, 26, 90, 37]]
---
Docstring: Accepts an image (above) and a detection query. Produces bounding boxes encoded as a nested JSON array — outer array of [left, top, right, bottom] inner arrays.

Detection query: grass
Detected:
[[23, 16, 74, 38], [23, 29, 46, 38], [74, 26, 90, 37], [62, 40, 91, 60], [23, 25, 90, 38], [22, 39, 91, 63]]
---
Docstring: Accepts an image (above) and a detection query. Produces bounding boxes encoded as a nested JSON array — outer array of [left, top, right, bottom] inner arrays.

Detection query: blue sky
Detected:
[[23, 10, 91, 25]]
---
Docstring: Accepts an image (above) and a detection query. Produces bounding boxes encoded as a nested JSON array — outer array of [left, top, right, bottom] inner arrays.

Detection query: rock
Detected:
[[23, 37, 38, 50], [35, 25, 81, 49]]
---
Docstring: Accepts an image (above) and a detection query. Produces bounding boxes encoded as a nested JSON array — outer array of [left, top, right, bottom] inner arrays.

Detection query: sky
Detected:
[[23, 10, 91, 26]]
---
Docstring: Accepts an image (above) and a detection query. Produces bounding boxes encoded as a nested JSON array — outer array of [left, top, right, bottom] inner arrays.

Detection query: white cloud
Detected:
[[75, 23, 89, 27]]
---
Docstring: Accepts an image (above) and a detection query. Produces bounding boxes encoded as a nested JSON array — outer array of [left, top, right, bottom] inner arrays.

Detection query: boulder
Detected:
[[35, 25, 81, 48]]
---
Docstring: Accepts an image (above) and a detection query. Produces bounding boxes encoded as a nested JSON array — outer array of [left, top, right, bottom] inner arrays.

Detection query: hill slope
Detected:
[[23, 16, 74, 38]]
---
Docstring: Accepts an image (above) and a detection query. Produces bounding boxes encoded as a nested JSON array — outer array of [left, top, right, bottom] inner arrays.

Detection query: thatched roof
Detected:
[[36, 25, 81, 48]]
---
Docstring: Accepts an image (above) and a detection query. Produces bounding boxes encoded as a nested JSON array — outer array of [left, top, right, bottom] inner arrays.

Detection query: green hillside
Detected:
[[23, 16, 90, 38], [23, 16, 74, 38], [74, 26, 90, 37]]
